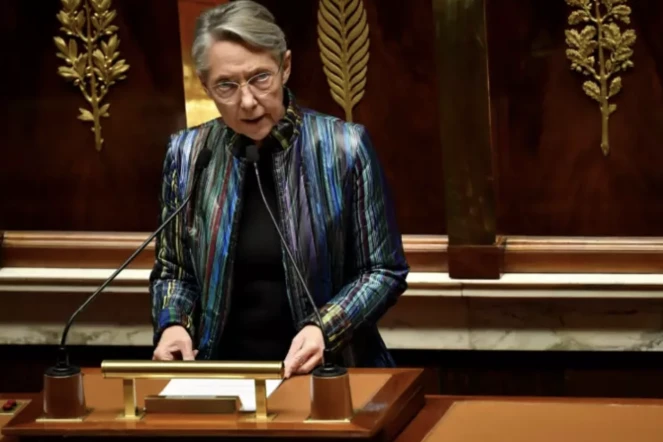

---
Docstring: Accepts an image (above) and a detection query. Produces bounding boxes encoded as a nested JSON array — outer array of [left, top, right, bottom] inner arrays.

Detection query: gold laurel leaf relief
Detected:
[[565, 0, 636, 156], [317, 0, 370, 122], [54, 0, 130, 152]]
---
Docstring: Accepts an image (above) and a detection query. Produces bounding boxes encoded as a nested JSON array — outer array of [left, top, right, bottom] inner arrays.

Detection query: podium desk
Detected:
[[1, 367, 426, 441]]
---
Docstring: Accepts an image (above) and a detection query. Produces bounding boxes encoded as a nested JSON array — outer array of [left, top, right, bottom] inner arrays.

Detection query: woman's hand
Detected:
[[283, 325, 324, 378], [153, 325, 199, 361]]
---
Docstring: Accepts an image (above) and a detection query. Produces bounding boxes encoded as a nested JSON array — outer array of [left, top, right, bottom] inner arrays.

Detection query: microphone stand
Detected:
[[41, 150, 212, 420]]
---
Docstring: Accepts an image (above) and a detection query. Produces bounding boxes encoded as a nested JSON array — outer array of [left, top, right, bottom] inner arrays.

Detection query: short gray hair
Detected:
[[192, 1, 287, 78]]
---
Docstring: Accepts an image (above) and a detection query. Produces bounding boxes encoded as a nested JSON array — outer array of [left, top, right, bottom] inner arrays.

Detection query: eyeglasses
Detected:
[[210, 63, 282, 104]]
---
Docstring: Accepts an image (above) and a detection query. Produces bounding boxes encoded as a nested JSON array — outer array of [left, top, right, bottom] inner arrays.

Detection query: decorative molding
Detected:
[[317, 0, 370, 122], [503, 236, 663, 273], [0, 232, 445, 272], [54, 0, 130, 152], [448, 237, 505, 280], [4, 232, 663, 274], [565, 0, 636, 155], [0, 232, 154, 269]]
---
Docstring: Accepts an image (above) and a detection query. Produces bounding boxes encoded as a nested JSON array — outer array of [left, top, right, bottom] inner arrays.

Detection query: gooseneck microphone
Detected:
[[245, 145, 342, 376], [48, 149, 212, 377]]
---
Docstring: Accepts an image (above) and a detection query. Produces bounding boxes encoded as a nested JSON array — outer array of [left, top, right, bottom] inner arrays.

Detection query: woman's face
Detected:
[[200, 40, 292, 142]]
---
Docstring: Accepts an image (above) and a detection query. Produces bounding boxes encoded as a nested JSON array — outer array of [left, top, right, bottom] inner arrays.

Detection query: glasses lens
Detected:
[[249, 73, 274, 95]]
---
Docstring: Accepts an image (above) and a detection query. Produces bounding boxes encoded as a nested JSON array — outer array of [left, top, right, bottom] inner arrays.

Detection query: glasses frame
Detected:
[[210, 59, 284, 105]]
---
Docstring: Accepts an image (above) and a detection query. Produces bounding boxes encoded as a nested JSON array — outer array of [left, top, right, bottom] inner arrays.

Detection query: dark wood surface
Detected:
[[431, 0, 496, 246], [488, 0, 663, 236], [1, 368, 425, 441], [0, 0, 186, 232], [430, 0, 499, 278]]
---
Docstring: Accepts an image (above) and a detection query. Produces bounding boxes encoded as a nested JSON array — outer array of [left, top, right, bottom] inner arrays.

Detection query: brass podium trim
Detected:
[[101, 360, 283, 421]]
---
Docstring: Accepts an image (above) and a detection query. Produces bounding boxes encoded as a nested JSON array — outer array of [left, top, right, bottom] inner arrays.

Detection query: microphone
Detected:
[[245, 145, 343, 377], [47, 148, 213, 377]]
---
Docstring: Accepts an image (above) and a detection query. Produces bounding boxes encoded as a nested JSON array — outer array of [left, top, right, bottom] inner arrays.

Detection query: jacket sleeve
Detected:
[[307, 124, 409, 352], [149, 135, 201, 346]]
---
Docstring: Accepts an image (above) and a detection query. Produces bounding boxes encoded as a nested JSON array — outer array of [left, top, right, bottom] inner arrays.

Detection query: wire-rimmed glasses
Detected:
[[210, 63, 282, 105]]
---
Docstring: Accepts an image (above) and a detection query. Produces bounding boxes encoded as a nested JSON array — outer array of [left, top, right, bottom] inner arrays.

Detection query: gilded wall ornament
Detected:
[[565, 0, 636, 156], [317, 0, 370, 122], [54, 0, 130, 152]]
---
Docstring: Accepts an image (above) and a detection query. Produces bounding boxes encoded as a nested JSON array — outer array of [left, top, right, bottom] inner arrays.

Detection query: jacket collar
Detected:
[[226, 87, 302, 157]]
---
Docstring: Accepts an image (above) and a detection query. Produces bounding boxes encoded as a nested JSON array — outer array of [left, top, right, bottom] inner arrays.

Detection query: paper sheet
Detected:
[[158, 379, 283, 412]]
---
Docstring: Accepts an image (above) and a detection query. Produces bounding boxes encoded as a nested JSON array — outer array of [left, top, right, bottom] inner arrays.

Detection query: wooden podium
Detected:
[[1, 365, 425, 441]]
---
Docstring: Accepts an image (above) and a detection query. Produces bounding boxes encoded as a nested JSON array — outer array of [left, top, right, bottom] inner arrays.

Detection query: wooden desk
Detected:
[[395, 395, 663, 442], [6, 379, 663, 441], [1, 368, 425, 441]]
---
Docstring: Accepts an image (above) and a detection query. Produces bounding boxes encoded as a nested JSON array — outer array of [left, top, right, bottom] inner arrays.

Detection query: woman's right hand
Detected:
[[152, 325, 199, 360]]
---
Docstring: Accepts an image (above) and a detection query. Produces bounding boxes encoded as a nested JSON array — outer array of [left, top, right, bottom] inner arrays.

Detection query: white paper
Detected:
[[158, 379, 282, 412]]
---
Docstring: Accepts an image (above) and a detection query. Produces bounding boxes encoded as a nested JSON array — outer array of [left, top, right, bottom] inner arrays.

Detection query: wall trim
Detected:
[[2, 231, 663, 274]]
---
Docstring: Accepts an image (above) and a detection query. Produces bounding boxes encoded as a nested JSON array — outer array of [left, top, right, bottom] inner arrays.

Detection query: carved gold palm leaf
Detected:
[[317, 0, 370, 122]]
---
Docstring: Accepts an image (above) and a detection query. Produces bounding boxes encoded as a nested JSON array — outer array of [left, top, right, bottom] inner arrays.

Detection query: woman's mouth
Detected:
[[243, 116, 264, 124]]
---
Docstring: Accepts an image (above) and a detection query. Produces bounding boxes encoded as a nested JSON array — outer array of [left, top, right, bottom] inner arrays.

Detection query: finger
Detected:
[[285, 334, 304, 363], [283, 359, 294, 379], [193, 349, 199, 358], [153, 348, 173, 361], [284, 336, 306, 378], [291, 344, 318, 373], [296, 351, 323, 374], [178, 340, 195, 361]]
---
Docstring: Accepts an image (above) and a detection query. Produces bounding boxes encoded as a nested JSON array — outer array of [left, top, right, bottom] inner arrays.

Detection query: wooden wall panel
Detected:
[[487, 0, 663, 236], [0, 0, 186, 232]]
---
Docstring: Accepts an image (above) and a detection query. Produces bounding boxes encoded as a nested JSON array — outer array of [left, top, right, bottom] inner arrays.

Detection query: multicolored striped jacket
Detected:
[[150, 91, 409, 367]]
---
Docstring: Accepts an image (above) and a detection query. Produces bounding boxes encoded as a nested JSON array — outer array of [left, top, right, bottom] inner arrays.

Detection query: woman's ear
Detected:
[[282, 50, 292, 85]]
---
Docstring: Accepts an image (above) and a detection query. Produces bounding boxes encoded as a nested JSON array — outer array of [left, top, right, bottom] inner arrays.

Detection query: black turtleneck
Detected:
[[216, 142, 297, 361]]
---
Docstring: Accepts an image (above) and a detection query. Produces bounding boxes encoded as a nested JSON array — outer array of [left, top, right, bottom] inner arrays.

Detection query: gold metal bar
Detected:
[[101, 360, 283, 380], [254, 379, 267, 420], [122, 379, 137, 418]]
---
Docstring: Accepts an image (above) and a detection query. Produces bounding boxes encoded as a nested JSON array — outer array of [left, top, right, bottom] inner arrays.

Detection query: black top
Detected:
[[216, 143, 297, 360]]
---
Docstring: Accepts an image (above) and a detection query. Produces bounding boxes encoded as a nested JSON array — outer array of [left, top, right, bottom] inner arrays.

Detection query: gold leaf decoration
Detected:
[[317, 0, 370, 122], [565, 0, 636, 156], [54, 0, 129, 152]]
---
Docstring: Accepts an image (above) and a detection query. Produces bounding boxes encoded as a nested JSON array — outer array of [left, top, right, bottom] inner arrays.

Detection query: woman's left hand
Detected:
[[283, 325, 324, 378]]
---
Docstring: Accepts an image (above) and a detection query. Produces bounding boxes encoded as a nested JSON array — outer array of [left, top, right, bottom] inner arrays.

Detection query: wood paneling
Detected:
[[0, 0, 186, 232], [488, 0, 663, 236], [6, 231, 663, 273]]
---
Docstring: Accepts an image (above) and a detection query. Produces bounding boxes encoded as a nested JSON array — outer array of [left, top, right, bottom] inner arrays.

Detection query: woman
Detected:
[[150, 0, 408, 378]]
